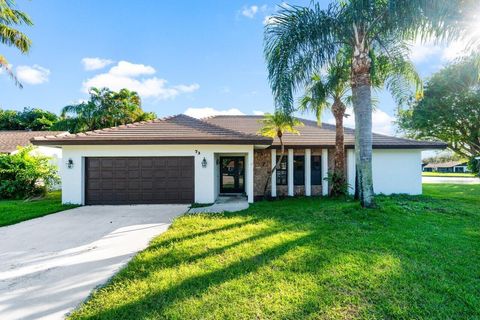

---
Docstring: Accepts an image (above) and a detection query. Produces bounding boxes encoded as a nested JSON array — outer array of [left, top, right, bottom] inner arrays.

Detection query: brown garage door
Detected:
[[85, 157, 194, 205]]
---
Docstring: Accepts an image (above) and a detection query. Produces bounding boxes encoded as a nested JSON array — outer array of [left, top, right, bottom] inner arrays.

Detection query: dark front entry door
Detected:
[[220, 157, 245, 193]]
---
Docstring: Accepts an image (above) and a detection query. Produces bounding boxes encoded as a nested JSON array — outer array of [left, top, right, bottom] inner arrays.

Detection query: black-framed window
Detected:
[[276, 156, 288, 185], [311, 156, 322, 185], [294, 156, 304, 185]]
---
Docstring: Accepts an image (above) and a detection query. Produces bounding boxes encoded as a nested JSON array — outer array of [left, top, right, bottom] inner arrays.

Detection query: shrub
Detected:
[[0, 146, 59, 199], [324, 171, 350, 197]]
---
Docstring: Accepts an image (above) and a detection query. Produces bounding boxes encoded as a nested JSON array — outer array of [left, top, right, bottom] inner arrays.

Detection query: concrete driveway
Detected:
[[0, 205, 188, 320]]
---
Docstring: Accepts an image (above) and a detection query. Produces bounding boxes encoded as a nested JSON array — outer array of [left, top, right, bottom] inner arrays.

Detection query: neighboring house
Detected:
[[1, 131, 68, 189], [423, 161, 471, 173], [0, 130, 66, 157], [31, 114, 446, 205]]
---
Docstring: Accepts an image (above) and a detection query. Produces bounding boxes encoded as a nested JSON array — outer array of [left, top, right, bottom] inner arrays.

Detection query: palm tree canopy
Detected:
[[59, 87, 155, 133], [0, 0, 33, 87], [264, 0, 478, 113], [258, 111, 304, 139], [299, 46, 422, 124]]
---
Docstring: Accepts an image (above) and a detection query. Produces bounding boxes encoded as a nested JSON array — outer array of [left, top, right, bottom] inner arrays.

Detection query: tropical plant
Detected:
[[55, 87, 156, 133], [0, 107, 59, 130], [298, 54, 350, 196], [398, 55, 480, 162], [258, 112, 303, 197], [264, 0, 477, 207], [0, 0, 33, 88], [298, 48, 421, 197], [0, 146, 59, 199]]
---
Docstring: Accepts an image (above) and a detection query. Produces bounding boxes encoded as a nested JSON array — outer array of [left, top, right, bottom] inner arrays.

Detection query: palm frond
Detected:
[[0, 54, 21, 88], [264, 2, 342, 113]]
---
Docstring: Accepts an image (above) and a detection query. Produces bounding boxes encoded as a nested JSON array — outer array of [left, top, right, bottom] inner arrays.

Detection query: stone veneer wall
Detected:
[[253, 147, 335, 198], [254, 149, 271, 197]]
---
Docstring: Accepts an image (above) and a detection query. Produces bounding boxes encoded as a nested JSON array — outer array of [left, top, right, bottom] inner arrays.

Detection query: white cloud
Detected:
[[409, 37, 477, 63], [108, 61, 155, 77], [16, 65, 50, 85], [81, 57, 114, 71], [242, 5, 258, 18], [184, 107, 245, 119], [263, 15, 278, 25], [409, 41, 442, 63], [253, 110, 265, 115], [327, 108, 396, 135], [241, 4, 267, 18], [82, 60, 199, 100]]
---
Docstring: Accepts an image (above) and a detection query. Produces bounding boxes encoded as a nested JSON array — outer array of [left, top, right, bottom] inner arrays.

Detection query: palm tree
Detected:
[[264, 0, 476, 207], [0, 0, 33, 88], [58, 87, 156, 133], [298, 57, 350, 196], [299, 49, 421, 196], [258, 112, 303, 197]]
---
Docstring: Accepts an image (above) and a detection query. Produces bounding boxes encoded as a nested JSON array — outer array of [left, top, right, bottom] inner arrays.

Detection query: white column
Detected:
[[347, 149, 356, 195], [322, 149, 329, 196], [288, 148, 294, 196], [247, 148, 254, 203], [305, 149, 311, 196], [270, 148, 277, 197]]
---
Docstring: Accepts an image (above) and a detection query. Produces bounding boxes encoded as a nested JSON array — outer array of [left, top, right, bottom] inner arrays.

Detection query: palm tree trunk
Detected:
[[263, 136, 285, 197], [351, 44, 375, 208], [331, 99, 346, 196]]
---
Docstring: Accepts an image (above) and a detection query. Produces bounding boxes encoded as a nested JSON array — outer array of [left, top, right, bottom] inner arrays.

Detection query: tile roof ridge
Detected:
[[196, 116, 271, 140]]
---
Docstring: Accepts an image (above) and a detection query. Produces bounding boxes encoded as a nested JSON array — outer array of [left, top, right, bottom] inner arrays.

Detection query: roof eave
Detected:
[[268, 143, 447, 150], [31, 139, 273, 146]]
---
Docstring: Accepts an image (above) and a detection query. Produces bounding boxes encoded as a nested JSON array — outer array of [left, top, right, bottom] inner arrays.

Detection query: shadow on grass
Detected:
[[70, 193, 480, 319]]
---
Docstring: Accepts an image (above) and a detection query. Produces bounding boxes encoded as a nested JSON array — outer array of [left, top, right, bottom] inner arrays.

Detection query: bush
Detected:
[[324, 171, 350, 197], [0, 146, 59, 199]]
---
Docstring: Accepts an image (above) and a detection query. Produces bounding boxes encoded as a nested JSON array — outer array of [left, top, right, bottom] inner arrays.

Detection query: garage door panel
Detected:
[[86, 157, 194, 205]]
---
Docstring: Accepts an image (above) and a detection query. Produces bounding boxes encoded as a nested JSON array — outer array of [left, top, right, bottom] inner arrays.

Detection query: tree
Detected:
[[0, 107, 58, 130], [298, 48, 420, 197], [298, 54, 350, 196], [0, 109, 21, 129], [264, 1, 477, 207], [56, 87, 157, 133], [398, 55, 480, 162], [0, 0, 33, 88], [17, 108, 58, 130], [258, 112, 303, 197], [0, 146, 59, 199]]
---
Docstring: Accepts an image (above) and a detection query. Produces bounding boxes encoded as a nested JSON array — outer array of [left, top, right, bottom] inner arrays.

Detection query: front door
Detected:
[[220, 157, 245, 193]]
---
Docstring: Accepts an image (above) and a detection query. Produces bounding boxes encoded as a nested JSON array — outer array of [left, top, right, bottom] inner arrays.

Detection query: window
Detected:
[[311, 156, 322, 185], [276, 156, 288, 185], [294, 156, 304, 185]]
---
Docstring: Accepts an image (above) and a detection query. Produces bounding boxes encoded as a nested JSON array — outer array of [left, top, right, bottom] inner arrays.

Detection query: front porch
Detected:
[[253, 147, 356, 199]]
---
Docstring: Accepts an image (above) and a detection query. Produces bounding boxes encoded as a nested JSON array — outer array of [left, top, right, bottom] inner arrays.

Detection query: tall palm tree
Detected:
[[299, 49, 421, 196], [0, 0, 33, 88], [258, 112, 303, 197], [264, 0, 476, 207]]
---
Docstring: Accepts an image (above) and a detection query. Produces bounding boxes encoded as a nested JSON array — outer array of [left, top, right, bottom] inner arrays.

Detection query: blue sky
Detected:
[[0, 0, 471, 136]]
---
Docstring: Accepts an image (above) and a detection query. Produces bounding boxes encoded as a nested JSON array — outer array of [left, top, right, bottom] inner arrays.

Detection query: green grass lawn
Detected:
[[70, 184, 480, 320], [0, 191, 78, 227], [422, 171, 477, 178]]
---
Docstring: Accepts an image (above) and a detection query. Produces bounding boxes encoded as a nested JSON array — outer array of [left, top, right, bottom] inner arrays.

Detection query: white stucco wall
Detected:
[[60, 144, 254, 205], [347, 149, 422, 195]]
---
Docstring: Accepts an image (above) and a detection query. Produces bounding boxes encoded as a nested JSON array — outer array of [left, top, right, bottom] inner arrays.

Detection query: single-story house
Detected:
[[423, 160, 471, 173], [31, 114, 446, 205], [0, 130, 66, 156]]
